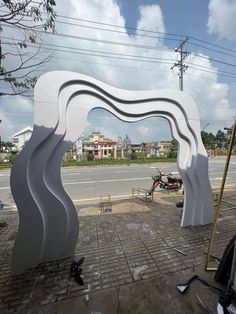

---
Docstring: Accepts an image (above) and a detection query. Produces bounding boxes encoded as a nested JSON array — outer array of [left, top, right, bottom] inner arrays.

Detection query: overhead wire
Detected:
[[2, 18, 232, 62], [54, 13, 236, 54], [3, 22, 236, 71], [1, 5, 235, 139], [1, 6, 236, 58], [2, 24, 173, 53], [1, 8, 236, 85], [1, 35, 175, 63], [2, 35, 236, 80]]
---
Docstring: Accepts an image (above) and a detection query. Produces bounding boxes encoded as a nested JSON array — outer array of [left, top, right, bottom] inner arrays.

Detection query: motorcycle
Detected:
[[149, 168, 183, 193]]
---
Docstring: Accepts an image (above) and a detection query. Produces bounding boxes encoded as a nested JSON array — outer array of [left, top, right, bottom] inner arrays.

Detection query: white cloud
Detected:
[[0, 96, 33, 140], [135, 5, 165, 46], [0, 110, 15, 140], [184, 53, 234, 123], [54, 0, 234, 137], [208, 0, 236, 40], [136, 125, 156, 141]]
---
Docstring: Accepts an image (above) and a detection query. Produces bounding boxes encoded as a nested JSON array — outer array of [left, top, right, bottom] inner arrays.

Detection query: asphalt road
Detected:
[[0, 157, 236, 207]]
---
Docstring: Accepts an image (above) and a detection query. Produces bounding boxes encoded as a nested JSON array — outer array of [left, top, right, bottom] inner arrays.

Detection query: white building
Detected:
[[11, 127, 33, 150], [83, 131, 117, 159]]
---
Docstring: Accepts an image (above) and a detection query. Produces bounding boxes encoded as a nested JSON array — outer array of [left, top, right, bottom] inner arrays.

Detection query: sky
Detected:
[[0, 0, 236, 143]]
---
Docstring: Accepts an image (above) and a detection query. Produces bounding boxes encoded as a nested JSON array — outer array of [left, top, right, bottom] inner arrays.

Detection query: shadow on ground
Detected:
[[0, 191, 236, 313]]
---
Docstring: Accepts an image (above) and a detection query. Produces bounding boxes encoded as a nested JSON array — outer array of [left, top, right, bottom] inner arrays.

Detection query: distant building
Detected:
[[11, 127, 33, 150], [83, 131, 117, 159], [130, 141, 171, 157], [147, 142, 161, 157], [66, 131, 173, 160], [130, 144, 142, 154], [158, 140, 172, 156]]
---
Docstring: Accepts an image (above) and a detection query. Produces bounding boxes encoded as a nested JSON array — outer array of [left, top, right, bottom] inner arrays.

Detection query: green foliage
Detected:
[[201, 129, 229, 150], [0, 141, 15, 152], [0, 162, 12, 169], [87, 151, 94, 161], [62, 156, 177, 167], [8, 151, 18, 164], [0, 0, 56, 96], [168, 139, 178, 158], [201, 131, 217, 149], [215, 129, 227, 149], [130, 150, 138, 160]]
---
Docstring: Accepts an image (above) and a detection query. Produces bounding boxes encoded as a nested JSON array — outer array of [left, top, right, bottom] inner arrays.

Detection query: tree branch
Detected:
[[0, 0, 56, 96]]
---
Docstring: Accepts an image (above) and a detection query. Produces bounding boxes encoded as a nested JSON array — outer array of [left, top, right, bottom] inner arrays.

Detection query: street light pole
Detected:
[[202, 123, 210, 132], [0, 119, 1, 153]]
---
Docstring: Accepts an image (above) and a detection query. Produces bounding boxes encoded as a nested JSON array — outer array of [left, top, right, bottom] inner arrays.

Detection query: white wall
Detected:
[[13, 130, 32, 150]]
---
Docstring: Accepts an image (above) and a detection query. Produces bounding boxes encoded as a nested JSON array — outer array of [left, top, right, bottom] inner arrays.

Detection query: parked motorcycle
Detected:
[[149, 168, 183, 193]]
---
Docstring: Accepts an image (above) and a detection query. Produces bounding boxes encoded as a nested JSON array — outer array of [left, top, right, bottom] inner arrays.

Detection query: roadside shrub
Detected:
[[9, 152, 18, 164], [130, 150, 138, 160], [87, 151, 94, 161], [168, 150, 177, 158]]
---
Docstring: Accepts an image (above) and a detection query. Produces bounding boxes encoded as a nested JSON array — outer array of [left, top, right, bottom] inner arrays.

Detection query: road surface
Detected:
[[0, 157, 236, 207]]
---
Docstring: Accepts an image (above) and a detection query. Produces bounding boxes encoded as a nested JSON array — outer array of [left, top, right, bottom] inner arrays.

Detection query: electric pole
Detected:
[[171, 37, 190, 91]]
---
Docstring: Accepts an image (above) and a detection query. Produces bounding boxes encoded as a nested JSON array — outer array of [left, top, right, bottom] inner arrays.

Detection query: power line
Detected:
[[188, 41, 236, 58], [7, 12, 236, 60], [2, 35, 236, 80], [32, 52, 235, 82], [189, 36, 236, 54], [3, 23, 172, 52], [55, 13, 236, 54], [190, 51, 236, 68], [1, 35, 174, 63], [4, 13, 182, 44], [186, 62, 236, 78], [1, 36, 175, 67], [188, 65, 236, 79], [4, 23, 236, 70], [1, 7, 236, 56]]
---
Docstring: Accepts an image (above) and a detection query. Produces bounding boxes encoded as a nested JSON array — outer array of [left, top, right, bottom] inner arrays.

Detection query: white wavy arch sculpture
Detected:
[[10, 71, 213, 272]]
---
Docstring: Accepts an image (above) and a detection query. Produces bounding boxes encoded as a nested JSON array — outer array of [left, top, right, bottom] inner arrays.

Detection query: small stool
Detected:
[[99, 195, 112, 213]]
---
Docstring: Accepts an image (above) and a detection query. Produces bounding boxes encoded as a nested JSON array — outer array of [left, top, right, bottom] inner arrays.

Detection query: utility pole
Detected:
[[171, 37, 190, 91], [0, 120, 1, 154], [0, 20, 2, 68]]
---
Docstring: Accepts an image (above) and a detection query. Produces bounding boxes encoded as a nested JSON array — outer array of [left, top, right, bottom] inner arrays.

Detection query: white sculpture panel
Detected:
[[10, 71, 214, 272]]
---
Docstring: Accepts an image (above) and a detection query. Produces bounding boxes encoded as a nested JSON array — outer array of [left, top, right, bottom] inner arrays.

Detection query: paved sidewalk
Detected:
[[0, 191, 236, 313]]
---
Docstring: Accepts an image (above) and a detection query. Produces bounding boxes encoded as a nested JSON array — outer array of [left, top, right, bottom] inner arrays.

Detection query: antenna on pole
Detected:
[[171, 37, 190, 91]]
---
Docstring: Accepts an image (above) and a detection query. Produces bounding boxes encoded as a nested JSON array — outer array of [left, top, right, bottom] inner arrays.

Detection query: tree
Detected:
[[9, 150, 18, 164], [0, 0, 56, 96], [87, 151, 94, 161], [201, 131, 209, 148], [215, 129, 227, 149], [0, 140, 15, 152], [201, 131, 216, 149], [130, 150, 138, 160], [141, 142, 147, 158], [123, 134, 131, 158], [168, 139, 178, 158]]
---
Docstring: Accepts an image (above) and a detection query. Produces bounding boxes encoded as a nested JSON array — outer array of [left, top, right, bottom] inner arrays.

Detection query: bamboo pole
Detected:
[[205, 120, 236, 271]]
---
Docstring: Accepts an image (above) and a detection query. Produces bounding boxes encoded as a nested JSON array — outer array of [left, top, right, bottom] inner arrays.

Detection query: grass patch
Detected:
[[0, 157, 177, 169], [62, 157, 176, 167], [0, 163, 12, 169]]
